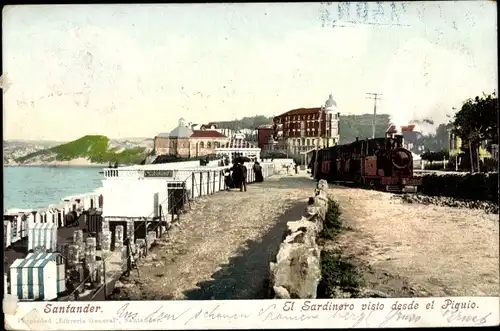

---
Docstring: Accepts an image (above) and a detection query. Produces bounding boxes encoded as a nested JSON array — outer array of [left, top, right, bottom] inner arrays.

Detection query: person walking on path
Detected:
[[253, 161, 264, 182]]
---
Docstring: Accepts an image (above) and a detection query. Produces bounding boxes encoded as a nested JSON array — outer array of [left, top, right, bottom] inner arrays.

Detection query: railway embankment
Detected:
[[419, 172, 498, 203], [402, 172, 499, 213]]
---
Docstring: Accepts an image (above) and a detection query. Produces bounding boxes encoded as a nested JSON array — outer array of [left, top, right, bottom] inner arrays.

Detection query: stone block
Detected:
[[67, 244, 80, 267], [115, 225, 124, 249], [85, 237, 97, 263], [101, 231, 111, 251], [268, 178, 329, 299]]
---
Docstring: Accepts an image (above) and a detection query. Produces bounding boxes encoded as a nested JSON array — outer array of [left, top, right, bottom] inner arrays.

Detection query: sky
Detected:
[[2, 2, 497, 141]]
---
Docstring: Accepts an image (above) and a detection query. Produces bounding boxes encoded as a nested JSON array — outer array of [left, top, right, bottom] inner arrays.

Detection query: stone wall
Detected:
[[269, 179, 329, 299]]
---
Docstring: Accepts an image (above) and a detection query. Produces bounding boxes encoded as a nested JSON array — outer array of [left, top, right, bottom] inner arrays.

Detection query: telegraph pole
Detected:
[[312, 106, 324, 179], [366, 93, 383, 138]]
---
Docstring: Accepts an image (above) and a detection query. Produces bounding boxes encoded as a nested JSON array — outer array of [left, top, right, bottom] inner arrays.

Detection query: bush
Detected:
[[421, 172, 498, 203], [319, 199, 342, 240], [423, 162, 445, 171]]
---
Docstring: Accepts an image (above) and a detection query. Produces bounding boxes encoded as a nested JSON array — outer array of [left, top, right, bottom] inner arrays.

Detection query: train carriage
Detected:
[[314, 134, 422, 192]]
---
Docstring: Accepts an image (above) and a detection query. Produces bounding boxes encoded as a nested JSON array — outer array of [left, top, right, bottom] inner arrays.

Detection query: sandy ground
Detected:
[[110, 173, 317, 300], [325, 186, 500, 297]]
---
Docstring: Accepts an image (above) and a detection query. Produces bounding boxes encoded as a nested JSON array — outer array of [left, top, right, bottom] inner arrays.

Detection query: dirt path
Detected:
[[325, 186, 499, 297], [110, 173, 317, 300]]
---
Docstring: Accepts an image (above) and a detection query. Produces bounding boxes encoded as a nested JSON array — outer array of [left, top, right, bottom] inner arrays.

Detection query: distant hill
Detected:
[[211, 114, 391, 144], [339, 114, 391, 144], [3, 140, 65, 165], [211, 115, 274, 130], [14, 135, 153, 166]]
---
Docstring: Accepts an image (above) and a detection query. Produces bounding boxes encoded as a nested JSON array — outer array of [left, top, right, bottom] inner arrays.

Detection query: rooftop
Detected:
[[275, 107, 323, 118], [191, 130, 227, 138], [386, 124, 419, 134], [219, 138, 258, 149]]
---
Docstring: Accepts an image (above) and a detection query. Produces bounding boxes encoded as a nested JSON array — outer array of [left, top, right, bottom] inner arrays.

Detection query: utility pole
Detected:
[[312, 106, 324, 179], [366, 93, 383, 138]]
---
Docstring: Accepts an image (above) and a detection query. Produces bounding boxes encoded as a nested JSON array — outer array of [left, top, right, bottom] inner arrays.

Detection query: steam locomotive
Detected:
[[310, 134, 422, 192]]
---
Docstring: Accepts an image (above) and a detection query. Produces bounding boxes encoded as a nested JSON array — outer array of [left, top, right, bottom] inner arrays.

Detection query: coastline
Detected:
[[4, 157, 111, 168], [4, 164, 108, 168]]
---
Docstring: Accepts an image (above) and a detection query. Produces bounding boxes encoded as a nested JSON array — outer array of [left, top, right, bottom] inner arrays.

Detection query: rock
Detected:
[[269, 180, 329, 299], [273, 286, 291, 299]]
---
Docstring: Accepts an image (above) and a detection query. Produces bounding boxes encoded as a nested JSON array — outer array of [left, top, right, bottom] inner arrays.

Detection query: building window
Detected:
[[207, 141, 212, 148], [306, 138, 310, 146], [199, 141, 204, 148], [297, 139, 301, 146], [215, 141, 220, 148]]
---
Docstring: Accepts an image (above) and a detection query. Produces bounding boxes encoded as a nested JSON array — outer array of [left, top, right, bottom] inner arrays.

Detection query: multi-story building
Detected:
[[256, 125, 274, 150], [154, 118, 230, 158], [272, 105, 340, 156]]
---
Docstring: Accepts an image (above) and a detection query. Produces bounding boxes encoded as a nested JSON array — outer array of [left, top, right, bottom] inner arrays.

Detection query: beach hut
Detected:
[[4, 221, 12, 248], [53, 207, 65, 228], [81, 194, 93, 210], [4, 214, 22, 243], [32, 211, 41, 224], [98, 194, 104, 208], [90, 194, 99, 209], [9, 252, 65, 301], [28, 223, 58, 252], [25, 212, 35, 228], [45, 209, 56, 225], [20, 213, 28, 239], [39, 210, 48, 223], [4, 273, 8, 295]]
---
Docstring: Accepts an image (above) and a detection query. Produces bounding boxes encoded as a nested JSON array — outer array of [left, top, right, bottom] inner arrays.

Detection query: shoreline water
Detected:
[[4, 164, 108, 167], [4, 166, 105, 211]]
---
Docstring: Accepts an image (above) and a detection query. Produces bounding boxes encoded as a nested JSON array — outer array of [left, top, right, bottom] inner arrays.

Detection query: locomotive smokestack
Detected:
[[355, 137, 359, 142]]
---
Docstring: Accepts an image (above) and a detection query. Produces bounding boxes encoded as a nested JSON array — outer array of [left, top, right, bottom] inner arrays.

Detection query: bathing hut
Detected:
[[28, 222, 58, 252], [4, 274, 8, 295], [20, 213, 29, 239], [4, 213, 22, 244], [52, 205, 66, 228], [4, 220, 12, 248], [46, 209, 56, 224], [32, 211, 41, 224], [39, 210, 48, 223], [9, 252, 65, 301]]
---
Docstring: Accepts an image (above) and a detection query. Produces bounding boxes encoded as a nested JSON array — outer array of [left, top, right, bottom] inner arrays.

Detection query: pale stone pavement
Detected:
[[110, 173, 318, 300]]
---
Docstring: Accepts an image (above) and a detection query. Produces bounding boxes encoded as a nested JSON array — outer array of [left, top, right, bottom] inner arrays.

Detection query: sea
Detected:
[[3, 166, 104, 211]]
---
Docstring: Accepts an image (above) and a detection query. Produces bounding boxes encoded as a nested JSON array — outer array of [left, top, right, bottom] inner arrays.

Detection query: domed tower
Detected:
[[323, 94, 340, 146]]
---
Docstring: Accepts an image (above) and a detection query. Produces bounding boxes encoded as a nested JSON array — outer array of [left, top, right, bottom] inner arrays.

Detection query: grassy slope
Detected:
[[16, 135, 148, 164]]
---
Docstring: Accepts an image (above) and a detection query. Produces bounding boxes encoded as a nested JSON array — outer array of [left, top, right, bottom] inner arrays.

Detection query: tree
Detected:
[[452, 92, 498, 172], [414, 123, 452, 152]]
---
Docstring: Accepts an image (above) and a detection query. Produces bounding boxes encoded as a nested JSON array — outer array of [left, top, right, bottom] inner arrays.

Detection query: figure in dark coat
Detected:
[[231, 160, 247, 192], [253, 161, 264, 183], [239, 161, 247, 192], [224, 168, 233, 190], [231, 162, 242, 190]]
